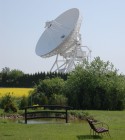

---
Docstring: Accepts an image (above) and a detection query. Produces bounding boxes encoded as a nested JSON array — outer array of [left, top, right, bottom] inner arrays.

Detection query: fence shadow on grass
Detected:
[[77, 135, 102, 140]]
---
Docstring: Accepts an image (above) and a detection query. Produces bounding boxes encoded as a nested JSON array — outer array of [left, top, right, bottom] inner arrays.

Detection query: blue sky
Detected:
[[0, 0, 125, 74]]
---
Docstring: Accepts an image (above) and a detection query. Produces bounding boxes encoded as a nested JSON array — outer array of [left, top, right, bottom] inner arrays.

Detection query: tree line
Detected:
[[29, 57, 125, 110], [0, 67, 68, 87], [1, 57, 125, 111]]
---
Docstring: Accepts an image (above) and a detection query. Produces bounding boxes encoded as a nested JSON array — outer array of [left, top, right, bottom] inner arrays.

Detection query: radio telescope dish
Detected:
[[35, 8, 91, 73]]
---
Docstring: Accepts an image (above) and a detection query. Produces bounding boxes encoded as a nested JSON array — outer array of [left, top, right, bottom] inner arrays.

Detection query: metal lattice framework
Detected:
[[49, 17, 91, 73], [36, 8, 92, 73]]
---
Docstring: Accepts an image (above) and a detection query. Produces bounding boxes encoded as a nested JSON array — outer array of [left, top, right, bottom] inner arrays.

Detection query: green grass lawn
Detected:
[[0, 110, 125, 140]]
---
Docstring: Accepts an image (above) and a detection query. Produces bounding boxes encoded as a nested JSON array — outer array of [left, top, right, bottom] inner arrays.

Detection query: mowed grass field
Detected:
[[0, 110, 125, 140], [0, 88, 33, 97]]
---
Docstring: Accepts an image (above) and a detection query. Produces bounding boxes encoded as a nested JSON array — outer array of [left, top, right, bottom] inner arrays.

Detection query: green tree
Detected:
[[1, 67, 10, 74], [7, 69, 24, 86], [29, 77, 66, 105], [64, 57, 125, 110], [1, 67, 24, 87]]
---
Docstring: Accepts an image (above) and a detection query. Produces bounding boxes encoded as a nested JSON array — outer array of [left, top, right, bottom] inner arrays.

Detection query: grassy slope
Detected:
[[0, 110, 125, 140]]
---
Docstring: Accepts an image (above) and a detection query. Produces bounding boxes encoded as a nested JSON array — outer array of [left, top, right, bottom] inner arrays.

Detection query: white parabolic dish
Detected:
[[35, 8, 80, 57]]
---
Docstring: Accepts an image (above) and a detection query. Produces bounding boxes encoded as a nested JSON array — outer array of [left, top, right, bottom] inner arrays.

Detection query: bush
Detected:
[[28, 92, 48, 106], [4, 103, 17, 112], [0, 92, 17, 112], [19, 95, 28, 109], [49, 94, 67, 106], [29, 77, 66, 105]]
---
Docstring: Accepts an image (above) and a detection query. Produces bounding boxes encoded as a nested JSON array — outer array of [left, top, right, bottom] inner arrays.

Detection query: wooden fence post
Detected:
[[25, 108, 27, 124], [66, 109, 68, 123]]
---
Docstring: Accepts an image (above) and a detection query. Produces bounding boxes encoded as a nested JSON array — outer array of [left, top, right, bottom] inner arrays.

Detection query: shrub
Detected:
[[49, 94, 67, 106], [29, 77, 66, 105], [0, 92, 17, 112], [19, 95, 28, 109]]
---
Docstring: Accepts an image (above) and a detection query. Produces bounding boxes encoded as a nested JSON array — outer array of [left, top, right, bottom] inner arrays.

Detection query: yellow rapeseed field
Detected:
[[0, 88, 33, 98]]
